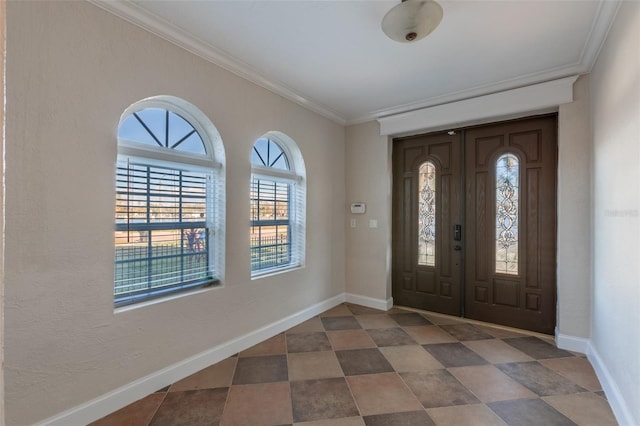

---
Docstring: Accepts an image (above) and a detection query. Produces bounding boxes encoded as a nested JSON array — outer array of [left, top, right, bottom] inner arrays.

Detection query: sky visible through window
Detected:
[[118, 108, 206, 155]]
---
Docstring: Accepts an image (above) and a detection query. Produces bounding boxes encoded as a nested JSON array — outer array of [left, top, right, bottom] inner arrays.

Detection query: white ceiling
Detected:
[[92, 0, 620, 125]]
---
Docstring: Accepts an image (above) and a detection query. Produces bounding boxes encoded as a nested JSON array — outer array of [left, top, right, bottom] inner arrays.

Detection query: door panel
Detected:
[[392, 132, 462, 316], [464, 115, 557, 334], [392, 114, 557, 334]]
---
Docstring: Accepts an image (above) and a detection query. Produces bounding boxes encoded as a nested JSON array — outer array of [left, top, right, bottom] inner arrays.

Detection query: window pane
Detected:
[[418, 161, 436, 266], [250, 176, 292, 271], [251, 138, 289, 170], [118, 108, 206, 155], [496, 153, 519, 275], [115, 161, 213, 304]]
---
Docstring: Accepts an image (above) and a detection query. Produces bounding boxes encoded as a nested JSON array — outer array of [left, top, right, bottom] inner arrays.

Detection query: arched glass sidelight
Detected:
[[495, 153, 519, 275], [418, 161, 436, 266]]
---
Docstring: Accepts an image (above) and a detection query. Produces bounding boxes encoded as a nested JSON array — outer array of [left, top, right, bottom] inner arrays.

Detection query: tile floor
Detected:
[[91, 304, 617, 426]]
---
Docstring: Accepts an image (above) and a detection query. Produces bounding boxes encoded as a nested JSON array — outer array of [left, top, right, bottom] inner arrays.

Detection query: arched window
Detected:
[[418, 161, 436, 266], [115, 96, 225, 307], [250, 132, 306, 276], [495, 153, 519, 275]]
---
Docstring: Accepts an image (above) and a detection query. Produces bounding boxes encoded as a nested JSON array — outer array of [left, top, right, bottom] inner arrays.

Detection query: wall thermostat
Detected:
[[350, 202, 366, 214]]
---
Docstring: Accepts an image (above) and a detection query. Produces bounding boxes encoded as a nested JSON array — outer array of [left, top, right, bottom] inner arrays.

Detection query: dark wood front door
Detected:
[[392, 131, 463, 316], [392, 115, 557, 334]]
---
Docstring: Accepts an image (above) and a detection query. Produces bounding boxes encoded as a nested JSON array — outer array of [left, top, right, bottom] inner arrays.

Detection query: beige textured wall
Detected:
[[4, 2, 345, 424], [344, 122, 391, 302], [557, 75, 592, 339], [590, 1, 640, 423]]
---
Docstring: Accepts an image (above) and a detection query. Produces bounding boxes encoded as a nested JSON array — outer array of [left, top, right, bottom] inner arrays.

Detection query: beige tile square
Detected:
[[169, 357, 237, 392], [539, 357, 602, 391], [463, 339, 534, 364], [355, 314, 398, 329], [427, 404, 507, 426], [346, 373, 422, 416], [449, 365, 538, 402], [403, 325, 458, 344], [543, 392, 617, 426], [239, 334, 286, 357], [221, 382, 292, 425], [288, 351, 344, 381], [379, 345, 444, 372], [327, 329, 377, 350], [286, 317, 325, 334]]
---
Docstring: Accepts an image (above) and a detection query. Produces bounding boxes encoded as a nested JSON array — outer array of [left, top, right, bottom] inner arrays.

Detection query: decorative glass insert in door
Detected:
[[496, 153, 519, 274], [418, 161, 436, 266]]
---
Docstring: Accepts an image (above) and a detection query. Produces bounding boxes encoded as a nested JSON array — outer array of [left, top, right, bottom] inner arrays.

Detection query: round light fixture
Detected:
[[382, 0, 443, 43]]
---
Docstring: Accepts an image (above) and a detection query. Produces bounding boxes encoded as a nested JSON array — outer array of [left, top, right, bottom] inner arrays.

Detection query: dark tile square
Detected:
[[503, 336, 573, 359], [232, 355, 288, 385], [335, 348, 394, 376], [149, 388, 227, 426], [496, 362, 587, 396], [367, 327, 417, 346], [488, 398, 577, 426], [389, 312, 432, 326], [400, 370, 480, 408], [364, 410, 436, 426], [286, 332, 332, 353], [321, 316, 362, 331], [423, 342, 489, 367], [440, 323, 494, 341], [346, 303, 385, 315], [290, 378, 359, 423]]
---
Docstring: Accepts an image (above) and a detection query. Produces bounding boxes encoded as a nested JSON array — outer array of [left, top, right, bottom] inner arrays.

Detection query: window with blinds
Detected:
[[250, 135, 305, 277], [115, 161, 216, 306], [250, 177, 292, 271], [115, 100, 223, 307]]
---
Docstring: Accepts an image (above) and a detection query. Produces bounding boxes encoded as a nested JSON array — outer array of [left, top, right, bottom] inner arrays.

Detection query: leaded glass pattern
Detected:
[[418, 161, 436, 266], [496, 153, 519, 275]]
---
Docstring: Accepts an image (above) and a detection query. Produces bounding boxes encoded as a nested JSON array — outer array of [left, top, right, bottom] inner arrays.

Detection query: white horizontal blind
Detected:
[[250, 176, 292, 271], [114, 159, 215, 306]]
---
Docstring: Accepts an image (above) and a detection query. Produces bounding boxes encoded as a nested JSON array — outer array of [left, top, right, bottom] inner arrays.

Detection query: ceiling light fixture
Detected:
[[382, 0, 443, 43]]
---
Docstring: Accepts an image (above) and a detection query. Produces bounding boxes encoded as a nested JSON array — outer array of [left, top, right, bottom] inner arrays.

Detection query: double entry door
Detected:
[[392, 115, 557, 334]]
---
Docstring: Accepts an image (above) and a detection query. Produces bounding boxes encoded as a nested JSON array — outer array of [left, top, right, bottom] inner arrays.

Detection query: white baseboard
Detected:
[[587, 343, 637, 426], [345, 293, 393, 311], [37, 293, 346, 426], [555, 328, 590, 354]]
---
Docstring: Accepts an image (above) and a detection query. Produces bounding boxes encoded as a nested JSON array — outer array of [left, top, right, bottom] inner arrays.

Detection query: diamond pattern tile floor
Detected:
[[90, 303, 616, 426]]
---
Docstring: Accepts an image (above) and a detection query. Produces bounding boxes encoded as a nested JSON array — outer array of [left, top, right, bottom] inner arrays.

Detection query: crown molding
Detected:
[[377, 75, 578, 136], [347, 63, 585, 125], [89, 0, 618, 129], [87, 0, 347, 125], [578, 0, 622, 72]]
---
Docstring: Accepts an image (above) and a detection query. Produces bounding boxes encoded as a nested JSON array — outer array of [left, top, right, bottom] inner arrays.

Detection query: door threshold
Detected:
[[393, 304, 555, 343]]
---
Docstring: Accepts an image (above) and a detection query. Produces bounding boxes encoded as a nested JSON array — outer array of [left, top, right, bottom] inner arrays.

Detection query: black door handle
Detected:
[[454, 245, 462, 251], [453, 224, 462, 241]]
